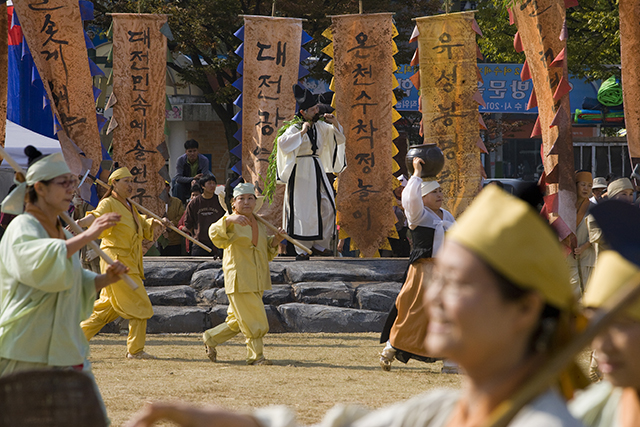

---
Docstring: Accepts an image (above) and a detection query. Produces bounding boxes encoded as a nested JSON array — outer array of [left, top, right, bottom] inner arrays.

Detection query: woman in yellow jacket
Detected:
[[202, 183, 283, 365], [78, 167, 168, 359]]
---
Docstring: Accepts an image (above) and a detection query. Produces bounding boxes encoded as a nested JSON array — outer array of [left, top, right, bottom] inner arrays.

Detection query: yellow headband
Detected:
[[575, 171, 592, 183], [583, 251, 640, 322], [446, 185, 573, 310], [108, 167, 133, 185]]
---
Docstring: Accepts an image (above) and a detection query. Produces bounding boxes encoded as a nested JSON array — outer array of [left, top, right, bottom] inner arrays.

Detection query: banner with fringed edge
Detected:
[[107, 13, 169, 216], [414, 11, 485, 218], [328, 13, 400, 258], [619, 0, 640, 177], [232, 16, 310, 226], [11, 0, 104, 178], [510, 0, 577, 243]]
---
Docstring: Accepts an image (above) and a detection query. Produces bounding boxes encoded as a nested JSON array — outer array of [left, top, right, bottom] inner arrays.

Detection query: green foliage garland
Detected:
[[264, 116, 304, 203]]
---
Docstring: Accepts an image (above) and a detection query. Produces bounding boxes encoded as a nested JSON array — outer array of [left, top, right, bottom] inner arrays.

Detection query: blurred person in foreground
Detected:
[[126, 184, 586, 427], [569, 249, 640, 426]]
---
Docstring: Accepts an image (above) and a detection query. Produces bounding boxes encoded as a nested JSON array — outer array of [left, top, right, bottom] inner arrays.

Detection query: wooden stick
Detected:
[[0, 145, 138, 290], [60, 212, 139, 290], [253, 214, 313, 255], [483, 270, 640, 427], [89, 175, 213, 253]]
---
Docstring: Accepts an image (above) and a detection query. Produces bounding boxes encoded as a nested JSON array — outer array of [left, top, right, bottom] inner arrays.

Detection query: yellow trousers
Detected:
[[81, 299, 147, 356], [202, 291, 268, 364]]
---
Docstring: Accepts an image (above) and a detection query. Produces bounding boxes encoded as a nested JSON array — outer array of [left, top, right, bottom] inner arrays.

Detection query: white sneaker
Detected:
[[126, 351, 157, 360]]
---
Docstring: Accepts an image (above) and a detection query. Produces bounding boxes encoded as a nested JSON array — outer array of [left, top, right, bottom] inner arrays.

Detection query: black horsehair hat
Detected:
[[293, 84, 318, 111]]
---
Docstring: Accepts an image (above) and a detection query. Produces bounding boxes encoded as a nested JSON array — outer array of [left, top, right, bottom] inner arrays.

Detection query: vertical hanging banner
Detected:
[[110, 14, 167, 216], [12, 0, 102, 175], [0, 2, 7, 163], [416, 12, 483, 217], [511, 1, 576, 242], [620, 0, 640, 176], [238, 16, 304, 225], [331, 13, 400, 258]]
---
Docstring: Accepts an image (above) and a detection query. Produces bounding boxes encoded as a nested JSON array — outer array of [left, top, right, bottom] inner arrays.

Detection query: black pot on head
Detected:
[[406, 143, 445, 178]]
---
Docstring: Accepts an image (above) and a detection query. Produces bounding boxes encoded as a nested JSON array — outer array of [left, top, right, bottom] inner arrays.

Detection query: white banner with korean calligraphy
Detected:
[[416, 12, 483, 218], [110, 13, 167, 216], [331, 13, 400, 258], [12, 0, 101, 175], [511, 1, 576, 242], [241, 16, 302, 224]]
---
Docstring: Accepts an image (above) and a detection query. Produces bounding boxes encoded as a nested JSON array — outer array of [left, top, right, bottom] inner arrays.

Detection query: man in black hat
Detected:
[[274, 84, 346, 259]]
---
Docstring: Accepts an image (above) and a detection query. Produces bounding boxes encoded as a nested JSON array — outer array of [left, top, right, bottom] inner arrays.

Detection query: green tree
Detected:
[[478, 0, 620, 82]]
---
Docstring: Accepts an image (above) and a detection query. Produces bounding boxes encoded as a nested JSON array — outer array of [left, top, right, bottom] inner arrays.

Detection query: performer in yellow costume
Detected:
[[202, 183, 282, 365], [79, 167, 168, 359]]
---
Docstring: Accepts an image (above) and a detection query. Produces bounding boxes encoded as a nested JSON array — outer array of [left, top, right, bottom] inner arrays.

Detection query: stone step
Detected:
[[99, 257, 409, 335]]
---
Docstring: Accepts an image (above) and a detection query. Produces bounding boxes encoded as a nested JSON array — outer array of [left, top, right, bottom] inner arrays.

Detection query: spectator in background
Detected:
[[590, 177, 607, 204], [183, 175, 225, 257], [160, 181, 186, 256], [172, 139, 212, 204]]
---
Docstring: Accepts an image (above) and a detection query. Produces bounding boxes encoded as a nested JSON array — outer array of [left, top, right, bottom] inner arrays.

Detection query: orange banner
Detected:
[[241, 16, 302, 225], [110, 14, 167, 216], [12, 0, 101, 175], [416, 12, 482, 217], [620, 0, 640, 175], [332, 13, 398, 257], [513, 1, 575, 239]]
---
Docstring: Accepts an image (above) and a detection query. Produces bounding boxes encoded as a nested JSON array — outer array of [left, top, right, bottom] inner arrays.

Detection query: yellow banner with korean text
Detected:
[[242, 16, 302, 225], [110, 14, 167, 216], [12, 0, 102, 175], [416, 12, 482, 217], [330, 13, 400, 258]]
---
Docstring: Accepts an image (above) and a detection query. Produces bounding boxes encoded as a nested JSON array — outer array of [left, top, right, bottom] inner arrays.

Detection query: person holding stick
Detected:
[[126, 184, 586, 427], [201, 183, 283, 365], [0, 152, 128, 421], [78, 167, 169, 360]]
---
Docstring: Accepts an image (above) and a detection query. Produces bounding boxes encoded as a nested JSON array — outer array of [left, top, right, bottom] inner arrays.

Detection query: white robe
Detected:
[[253, 388, 583, 427], [276, 119, 346, 252], [402, 176, 455, 255]]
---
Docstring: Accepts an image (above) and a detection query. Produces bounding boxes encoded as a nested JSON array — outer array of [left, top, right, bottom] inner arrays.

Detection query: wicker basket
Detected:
[[0, 369, 107, 427]]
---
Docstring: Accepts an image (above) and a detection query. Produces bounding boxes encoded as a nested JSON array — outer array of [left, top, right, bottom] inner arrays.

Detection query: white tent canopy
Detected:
[[1, 120, 61, 169]]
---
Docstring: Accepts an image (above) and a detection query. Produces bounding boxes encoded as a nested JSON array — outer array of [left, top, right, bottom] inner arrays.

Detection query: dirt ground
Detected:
[[90, 333, 463, 426]]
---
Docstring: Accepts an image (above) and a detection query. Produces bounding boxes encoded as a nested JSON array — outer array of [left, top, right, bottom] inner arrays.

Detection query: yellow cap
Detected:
[[446, 185, 574, 310], [583, 251, 640, 321], [108, 167, 133, 185]]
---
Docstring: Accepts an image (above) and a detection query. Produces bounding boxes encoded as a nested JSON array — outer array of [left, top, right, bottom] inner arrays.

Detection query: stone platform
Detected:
[[101, 257, 407, 335]]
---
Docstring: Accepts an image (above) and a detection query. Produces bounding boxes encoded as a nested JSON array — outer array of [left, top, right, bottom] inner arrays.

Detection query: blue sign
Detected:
[[477, 64, 599, 114], [394, 64, 420, 111], [303, 63, 598, 114]]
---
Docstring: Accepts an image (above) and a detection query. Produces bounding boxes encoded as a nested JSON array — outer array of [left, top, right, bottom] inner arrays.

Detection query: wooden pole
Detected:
[[88, 174, 213, 253], [253, 214, 313, 255], [359, 0, 363, 14], [60, 211, 139, 290], [483, 270, 640, 427], [0, 145, 138, 290]]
